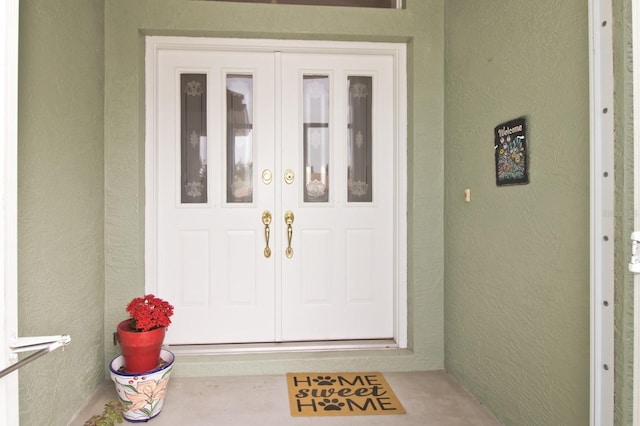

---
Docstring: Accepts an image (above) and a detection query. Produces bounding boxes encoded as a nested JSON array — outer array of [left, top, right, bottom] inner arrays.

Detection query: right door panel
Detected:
[[279, 52, 396, 341]]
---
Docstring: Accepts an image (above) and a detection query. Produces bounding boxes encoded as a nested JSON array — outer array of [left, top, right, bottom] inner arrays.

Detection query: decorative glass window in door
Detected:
[[347, 76, 372, 202], [226, 74, 254, 203], [303, 75, 330, 203], [181, 74, 207, 204]]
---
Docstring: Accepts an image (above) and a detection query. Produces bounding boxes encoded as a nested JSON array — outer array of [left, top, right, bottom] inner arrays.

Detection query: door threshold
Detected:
[[165, 339, 398, 356]]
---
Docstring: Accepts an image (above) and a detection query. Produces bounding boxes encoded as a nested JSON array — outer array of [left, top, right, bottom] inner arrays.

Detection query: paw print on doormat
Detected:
[[313, 375, 336, 386], [318, 398, 345, 411]]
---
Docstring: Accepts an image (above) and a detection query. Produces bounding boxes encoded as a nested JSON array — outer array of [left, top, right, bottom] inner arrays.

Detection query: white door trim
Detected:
[[145, 36, 407, 350], [0, 0, 20, 424], [588, 0, 615, 424]]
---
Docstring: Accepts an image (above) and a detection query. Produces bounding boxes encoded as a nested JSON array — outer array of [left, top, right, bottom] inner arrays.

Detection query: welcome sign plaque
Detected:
[[494, 117, 529, 186], [286, 372, 406, 417]]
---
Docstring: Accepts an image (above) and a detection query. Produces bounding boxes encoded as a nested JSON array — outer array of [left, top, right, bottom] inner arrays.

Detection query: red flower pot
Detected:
[[116, 320, 166, 374]]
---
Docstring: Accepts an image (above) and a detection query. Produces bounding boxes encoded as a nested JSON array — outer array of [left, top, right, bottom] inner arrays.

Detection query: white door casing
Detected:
[[146, 37, 407, 349]]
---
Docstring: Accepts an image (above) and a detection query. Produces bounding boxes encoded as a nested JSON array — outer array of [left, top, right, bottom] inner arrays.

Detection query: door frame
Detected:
[[0, 0, 20, 424], [144, 36, 408, 350]]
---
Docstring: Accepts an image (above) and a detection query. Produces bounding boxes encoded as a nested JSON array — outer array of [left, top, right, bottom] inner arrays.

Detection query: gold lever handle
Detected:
[[262, 211, 272, 258], [284, 210, 294, 258]]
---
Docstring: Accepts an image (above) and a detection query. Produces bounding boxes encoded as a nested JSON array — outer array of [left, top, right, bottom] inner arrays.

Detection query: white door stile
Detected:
[[273, 51, 284, 342]]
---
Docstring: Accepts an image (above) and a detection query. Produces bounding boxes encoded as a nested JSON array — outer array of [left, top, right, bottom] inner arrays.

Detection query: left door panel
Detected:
[[154, 49, 276, 344]]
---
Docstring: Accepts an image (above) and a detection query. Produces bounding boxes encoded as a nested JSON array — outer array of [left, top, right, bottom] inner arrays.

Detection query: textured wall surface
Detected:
[[14, 0, 636, 424], [613, 0, 635, 424], [17, 1, 105, 425], [444, 1, 590, 425], [104, 0, 445, 375]]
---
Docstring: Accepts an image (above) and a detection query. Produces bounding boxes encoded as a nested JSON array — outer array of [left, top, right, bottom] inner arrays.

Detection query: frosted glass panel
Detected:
[[226, 74, 254, 203], [181, 74, 208, 204], [347, 76, 373, 202], [303, 75, 330, 203]]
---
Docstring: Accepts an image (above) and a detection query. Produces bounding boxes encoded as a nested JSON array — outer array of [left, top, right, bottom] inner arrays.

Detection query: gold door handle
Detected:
[[262, 211, 272, 258], [284, 210, 294, 258]]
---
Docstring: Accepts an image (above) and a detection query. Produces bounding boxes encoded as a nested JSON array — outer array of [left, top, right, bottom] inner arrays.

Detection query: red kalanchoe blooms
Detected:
[[125, 294, 174, 332]]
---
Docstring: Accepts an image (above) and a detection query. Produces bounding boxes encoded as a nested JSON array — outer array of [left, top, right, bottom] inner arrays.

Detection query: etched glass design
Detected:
[[347, 76, 373, 202], [303, 75, 330, 203], [226, 74, 254, 203], [181, 74, 207, 204]]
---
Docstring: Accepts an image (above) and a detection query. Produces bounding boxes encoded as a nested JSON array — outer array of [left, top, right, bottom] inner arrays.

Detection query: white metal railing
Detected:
[[0, 335, 71, 379]]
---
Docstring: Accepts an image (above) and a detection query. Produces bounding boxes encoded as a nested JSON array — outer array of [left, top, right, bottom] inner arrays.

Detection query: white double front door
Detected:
[[146, 38, 404, 345]]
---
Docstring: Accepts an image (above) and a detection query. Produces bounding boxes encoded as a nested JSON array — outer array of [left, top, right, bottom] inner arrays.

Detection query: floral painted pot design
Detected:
[[109, 349, 175, 422]]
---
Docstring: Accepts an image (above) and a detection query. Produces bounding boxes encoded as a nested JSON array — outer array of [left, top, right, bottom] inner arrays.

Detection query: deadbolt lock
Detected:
[[284, 169, 295, 184], [262, 169, 273, 185]]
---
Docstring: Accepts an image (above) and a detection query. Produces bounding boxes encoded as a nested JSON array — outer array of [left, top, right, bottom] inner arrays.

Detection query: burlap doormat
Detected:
[[286, 372, 406, 417]]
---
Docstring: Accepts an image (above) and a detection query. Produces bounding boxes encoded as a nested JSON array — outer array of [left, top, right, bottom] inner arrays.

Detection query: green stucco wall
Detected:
[[104, 0, 445, 376], [16, 0, 637, 424], [17, 1, 105, 425], [444, 1, 591, 425], [614, 0, 634, 424]]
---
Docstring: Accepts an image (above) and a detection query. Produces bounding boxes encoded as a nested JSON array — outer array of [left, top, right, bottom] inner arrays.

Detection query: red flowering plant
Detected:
[[125, 294, 174, 332]]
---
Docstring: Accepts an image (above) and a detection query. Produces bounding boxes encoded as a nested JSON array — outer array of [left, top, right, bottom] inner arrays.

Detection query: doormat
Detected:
[[286, 372, 406, 417]]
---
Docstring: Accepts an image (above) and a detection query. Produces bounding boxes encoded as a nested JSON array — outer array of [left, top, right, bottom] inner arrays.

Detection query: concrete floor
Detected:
[[71, 371, 502, 425]]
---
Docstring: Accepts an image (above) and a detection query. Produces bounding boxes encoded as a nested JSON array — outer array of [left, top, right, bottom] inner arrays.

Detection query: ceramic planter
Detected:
[[110, 349, 175, 422], [115, 319, 166, 374]]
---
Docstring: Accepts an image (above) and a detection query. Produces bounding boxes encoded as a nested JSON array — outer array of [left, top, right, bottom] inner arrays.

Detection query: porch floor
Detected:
[[70, 370, 502, 425]]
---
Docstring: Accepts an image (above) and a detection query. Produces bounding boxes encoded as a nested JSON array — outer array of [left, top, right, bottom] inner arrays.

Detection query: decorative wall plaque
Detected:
[[494, 117, 528, 186]]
